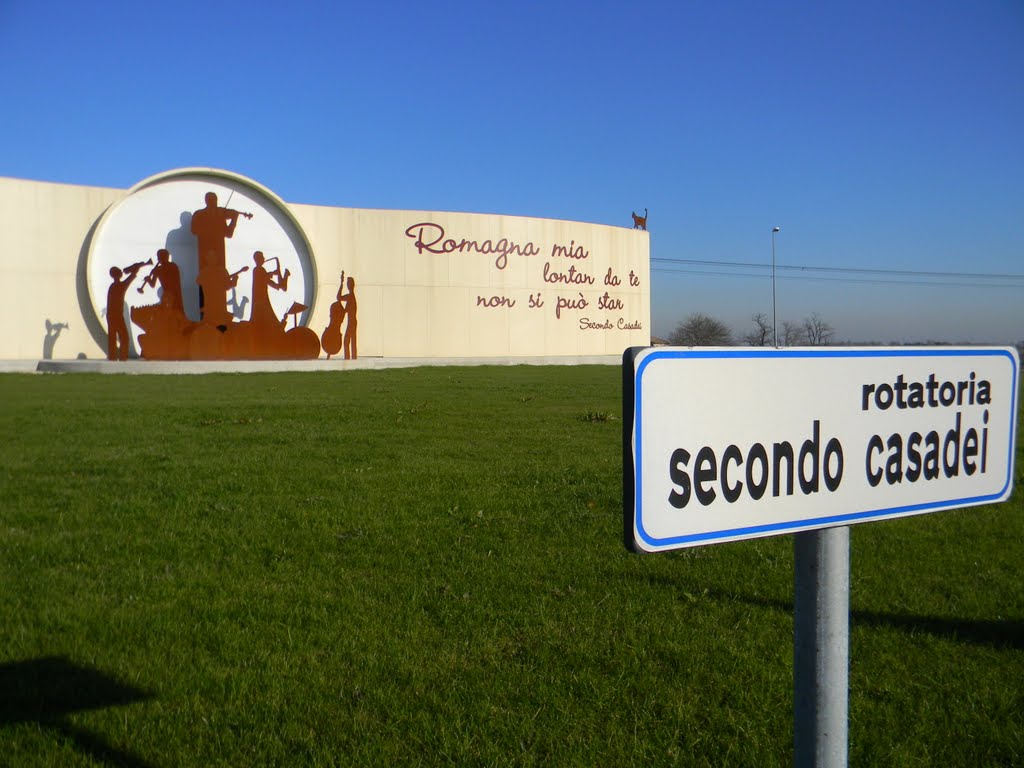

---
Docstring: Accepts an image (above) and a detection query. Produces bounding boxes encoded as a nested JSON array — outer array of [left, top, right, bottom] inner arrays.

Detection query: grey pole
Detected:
[[793, 525, 850, 768], [772, 227, 780, 347]]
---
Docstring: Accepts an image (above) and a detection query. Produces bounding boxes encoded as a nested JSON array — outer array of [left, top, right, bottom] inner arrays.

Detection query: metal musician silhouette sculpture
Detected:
[[191, 191, 250, 328], [321, 270, 359, 360], [107, 259, 148, 360], [121, 190, 340, 360], [132, 249, 191, 359], [323, 270, 364, 360], [226, 250, 320, 359], [139, 249, 184, 314], [340, 275, 357, 360]]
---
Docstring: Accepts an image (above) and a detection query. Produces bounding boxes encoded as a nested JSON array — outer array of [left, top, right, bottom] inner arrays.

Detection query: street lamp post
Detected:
[[772, 227, 780, 347]]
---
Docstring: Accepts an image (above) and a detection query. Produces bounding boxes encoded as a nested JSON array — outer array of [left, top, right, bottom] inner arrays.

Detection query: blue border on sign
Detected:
[[633, 347, 1019, 550]]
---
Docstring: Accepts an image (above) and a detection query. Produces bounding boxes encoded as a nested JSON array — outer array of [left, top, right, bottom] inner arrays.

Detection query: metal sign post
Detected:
[[793, 527, 849, 768], [623, 345, 1019, 765]]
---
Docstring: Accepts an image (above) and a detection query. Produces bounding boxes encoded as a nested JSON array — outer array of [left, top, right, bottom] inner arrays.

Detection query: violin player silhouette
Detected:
[[190, 191, 253, 328]]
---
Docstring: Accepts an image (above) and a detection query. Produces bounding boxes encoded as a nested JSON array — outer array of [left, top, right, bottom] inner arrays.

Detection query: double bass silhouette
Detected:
[[321, 271, 346, 358]]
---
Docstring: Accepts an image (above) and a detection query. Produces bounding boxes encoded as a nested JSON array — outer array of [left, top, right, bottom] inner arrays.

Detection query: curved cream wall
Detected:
[[292, 205, 650, 358], [0, 174, 650, 361], [0, 177, 122, 360]]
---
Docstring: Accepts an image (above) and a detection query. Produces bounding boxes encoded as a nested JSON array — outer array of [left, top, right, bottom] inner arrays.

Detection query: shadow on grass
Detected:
[[847, 610, 1024, 651], [0, 656, 155, 767], [719, 592, 1020, 651], [638, 571, 1023, 650]]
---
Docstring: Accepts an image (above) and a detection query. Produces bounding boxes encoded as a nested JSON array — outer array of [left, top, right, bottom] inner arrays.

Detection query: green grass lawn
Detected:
[[1, 367, 1021, 767]]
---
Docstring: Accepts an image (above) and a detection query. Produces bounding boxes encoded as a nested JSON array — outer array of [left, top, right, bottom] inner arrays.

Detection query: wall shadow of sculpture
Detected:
[[165, 210, 199, 321], [77, 215, 110, 357], [107, 190, 357, 361], [0, 656, 155, 767], [228, 287, 249, 320], [42, 319, 69, 359]]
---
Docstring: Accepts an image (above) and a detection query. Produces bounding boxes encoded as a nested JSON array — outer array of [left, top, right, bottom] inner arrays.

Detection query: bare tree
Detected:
[[803, 312, 835, 345], [742, 312, 773, 346], [669, 313, 733, 346], [781, 321, 804, 346]]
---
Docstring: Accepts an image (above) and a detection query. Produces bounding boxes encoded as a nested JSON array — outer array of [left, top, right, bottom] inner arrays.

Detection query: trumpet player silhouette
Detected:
[[106, 260, 148, 360], [137, 248, 184, 316]]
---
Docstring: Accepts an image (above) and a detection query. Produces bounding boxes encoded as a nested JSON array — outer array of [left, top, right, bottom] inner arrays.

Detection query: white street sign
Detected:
[[624, 347, 1020, 553]]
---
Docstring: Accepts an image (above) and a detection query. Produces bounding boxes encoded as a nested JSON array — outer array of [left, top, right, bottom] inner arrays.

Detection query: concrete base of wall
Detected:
[[0, 360, 44, 373], [19, 355, 623, 375]]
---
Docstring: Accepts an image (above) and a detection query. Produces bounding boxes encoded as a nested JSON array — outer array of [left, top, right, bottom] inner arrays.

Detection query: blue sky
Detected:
[[2, 0, 1021, 343]]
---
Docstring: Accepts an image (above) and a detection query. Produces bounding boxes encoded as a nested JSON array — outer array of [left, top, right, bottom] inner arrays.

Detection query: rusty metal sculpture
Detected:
[[190, 191, 251, 327], [107, 260, 148, 360], [123, 191, 353, 361], [321, 272, 347, 359], [340, 275, 358, 360], [321, 271, 358, 360]]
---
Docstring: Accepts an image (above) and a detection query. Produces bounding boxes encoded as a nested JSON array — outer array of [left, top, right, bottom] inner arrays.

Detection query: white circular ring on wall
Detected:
[[86, 167, 317, 354]]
